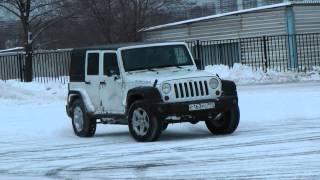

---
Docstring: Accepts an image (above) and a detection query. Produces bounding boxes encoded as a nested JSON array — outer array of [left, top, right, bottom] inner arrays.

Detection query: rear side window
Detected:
[[104, 53, 120, 76], [87, 53, 99, 75], [70, 50, 85, 82]]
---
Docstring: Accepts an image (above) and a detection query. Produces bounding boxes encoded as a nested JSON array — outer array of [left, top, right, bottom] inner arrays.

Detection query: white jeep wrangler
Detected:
[[66, 42, 240, 142]]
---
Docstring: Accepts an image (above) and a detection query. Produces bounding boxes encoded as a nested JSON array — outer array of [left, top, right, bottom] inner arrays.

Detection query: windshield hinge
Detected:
[[153, 79, 158, 88]]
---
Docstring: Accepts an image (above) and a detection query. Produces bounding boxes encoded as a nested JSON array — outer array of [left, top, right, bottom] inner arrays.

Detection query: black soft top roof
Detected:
[[72, 41, 181, 52]]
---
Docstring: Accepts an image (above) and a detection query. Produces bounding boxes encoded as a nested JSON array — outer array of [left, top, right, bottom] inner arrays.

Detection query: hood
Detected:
[[125, 67, 217, 85]]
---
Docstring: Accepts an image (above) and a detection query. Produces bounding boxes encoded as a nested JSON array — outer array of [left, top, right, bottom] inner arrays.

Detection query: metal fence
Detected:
[[188, 33, 320, 72], [1, 33, 320, 83], [0, 52, 25, 81], [0, 50, 71, 83], [32, 50, 71, 83]]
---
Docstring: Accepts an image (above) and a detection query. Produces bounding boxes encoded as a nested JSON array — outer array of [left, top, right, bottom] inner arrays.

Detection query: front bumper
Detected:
[[152, 96, 238, 117]]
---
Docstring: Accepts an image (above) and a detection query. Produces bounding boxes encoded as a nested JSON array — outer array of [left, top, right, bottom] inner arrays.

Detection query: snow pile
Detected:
[[205, 63, 320, 85], [0, 80, 67, 105]]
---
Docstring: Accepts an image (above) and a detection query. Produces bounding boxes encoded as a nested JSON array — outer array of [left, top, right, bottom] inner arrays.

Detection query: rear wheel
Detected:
[[71, 99, 96, 137], [205, 105, 240, 135], [128, 101, 163, 142]]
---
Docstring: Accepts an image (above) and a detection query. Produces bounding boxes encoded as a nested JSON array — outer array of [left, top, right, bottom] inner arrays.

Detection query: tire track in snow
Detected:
[[1, 82, 320, 179]]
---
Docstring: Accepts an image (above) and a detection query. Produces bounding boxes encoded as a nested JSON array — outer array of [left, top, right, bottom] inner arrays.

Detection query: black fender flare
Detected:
[[66, 91, 82, 117], [66, 90, 96, 115], [221, 80, 238, 97], [67, 90, 82, 105], [126, 87, 163, 112]]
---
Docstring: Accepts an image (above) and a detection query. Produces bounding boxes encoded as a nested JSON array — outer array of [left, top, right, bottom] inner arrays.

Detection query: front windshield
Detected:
[[121, 45, 194, 72]]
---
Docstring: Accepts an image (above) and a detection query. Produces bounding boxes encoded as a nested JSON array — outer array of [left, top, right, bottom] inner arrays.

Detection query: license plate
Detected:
[[189, 102, 215, 111]]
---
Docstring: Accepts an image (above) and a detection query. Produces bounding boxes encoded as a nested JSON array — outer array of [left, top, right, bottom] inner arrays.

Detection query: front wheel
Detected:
[[71, 99, 96, 137], [205, 106, 240, 135], [128, 101, 163, 142]]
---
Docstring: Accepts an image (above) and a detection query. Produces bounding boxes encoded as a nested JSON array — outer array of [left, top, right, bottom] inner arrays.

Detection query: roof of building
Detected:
[[141, 2, 320, 32]]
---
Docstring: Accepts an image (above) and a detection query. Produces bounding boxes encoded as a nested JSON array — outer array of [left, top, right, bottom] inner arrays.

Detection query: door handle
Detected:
[[85, 81, 91, 85], [100, 81, 106, 85]]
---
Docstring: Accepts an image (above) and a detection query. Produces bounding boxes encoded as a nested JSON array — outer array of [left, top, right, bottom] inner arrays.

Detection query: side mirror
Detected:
[[109, 69, 120, 81], [107, 69, 120, 77], [194, 59, 202, 70], [113, 74, 120, 81]]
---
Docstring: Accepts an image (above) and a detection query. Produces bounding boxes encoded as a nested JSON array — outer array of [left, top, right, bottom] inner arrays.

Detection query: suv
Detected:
[[66, 42, 240, 142]]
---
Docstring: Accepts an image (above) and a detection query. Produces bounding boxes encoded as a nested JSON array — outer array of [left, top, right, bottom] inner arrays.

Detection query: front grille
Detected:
[[173, 80, 209, 99]]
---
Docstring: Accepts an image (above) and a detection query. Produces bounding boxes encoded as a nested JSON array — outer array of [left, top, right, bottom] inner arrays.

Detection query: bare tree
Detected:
[[81, 0, 115, 43], [0, 0, 75, 47], [0, 0, 75, 81], [0, 0, 195, 49], [81, 0, 194, 43]]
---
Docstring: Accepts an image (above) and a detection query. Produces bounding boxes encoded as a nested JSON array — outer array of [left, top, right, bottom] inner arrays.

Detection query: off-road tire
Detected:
[[205, 105, 240, 135], [71, 99, 96, 137], [128, 101, 163, 142]]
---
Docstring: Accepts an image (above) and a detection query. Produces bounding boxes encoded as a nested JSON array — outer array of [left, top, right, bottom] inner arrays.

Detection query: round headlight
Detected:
[[162, 83, 172, 94], [209, 78, 219, 89]]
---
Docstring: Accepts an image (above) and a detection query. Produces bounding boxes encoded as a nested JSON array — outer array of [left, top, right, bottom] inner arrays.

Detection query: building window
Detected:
[[243, 0, 258, 9], [263, 0, 284, 5]]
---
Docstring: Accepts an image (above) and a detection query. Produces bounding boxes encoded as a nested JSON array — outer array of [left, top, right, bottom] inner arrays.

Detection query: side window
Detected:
[[104, 53, 120, 76], [87, 53, 99, 75]]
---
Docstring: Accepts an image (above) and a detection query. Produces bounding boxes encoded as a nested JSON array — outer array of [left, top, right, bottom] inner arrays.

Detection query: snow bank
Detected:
[[205, 63, 320, 85], [0, 80, 67, 105]]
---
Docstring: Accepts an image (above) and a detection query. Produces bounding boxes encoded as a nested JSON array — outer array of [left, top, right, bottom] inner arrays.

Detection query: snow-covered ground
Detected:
[[0, 79, 320, 179], [205, 63, 320, 85]]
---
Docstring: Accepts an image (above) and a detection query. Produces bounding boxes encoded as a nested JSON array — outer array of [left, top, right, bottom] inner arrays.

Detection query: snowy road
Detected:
[[0, 82, 320, 179]]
